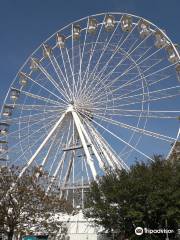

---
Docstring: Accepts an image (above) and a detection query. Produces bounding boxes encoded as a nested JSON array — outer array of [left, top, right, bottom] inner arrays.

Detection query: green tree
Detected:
[[85, 156, 180, 239], [0, 166, 72, 240]]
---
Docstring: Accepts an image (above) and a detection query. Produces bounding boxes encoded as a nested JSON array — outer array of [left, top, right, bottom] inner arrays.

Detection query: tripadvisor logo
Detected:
[[135, 227, 143, 235], [135, 227, 174, 235]]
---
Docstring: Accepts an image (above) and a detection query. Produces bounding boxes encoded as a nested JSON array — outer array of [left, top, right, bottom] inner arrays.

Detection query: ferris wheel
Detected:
[[0, 12, 180, 206]]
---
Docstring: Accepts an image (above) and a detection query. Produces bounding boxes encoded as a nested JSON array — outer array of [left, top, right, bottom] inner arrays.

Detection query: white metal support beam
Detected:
[[73, 111, 105, 171], [18, 111, 67, 179], [89, 123, 129, 171], [72, 110, 97, 180]]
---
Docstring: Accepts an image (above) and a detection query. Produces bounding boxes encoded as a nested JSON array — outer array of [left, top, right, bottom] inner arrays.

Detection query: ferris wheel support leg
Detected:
[[72, 110, 97, 180], [90, 125, 129, 171], [73, 113, 105, 171], [18, 111, 67, 179]]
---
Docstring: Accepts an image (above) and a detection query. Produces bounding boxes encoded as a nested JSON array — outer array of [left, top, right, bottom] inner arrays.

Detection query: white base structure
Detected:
[[58, 211, 108, 240]]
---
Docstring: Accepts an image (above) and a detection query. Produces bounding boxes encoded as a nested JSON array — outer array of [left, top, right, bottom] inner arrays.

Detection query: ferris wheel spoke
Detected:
[[7, 103, 62, 112], [94, 92, 179, 110], [92, 40, 139, 94], [98, 85, 180, 106], [65, 47, 78, 97], [14, 127, 53, 166], [94, 47, 165, 98], [92, 55, 163, 101], [17, 114, 61, 147], [119, 85, 180, 101], [53, 53, 72, 100], [14, 118, 63, 168], [58, 47, 75, 99], [110, 61, 176, 96], [32, 61, 69, 103], [94, 69, 171, 104], [92, 112, 176, 142], [81, 16, 106, 87], [92, 109, 180, 119], [76, 19, 89, 97], [111, 46, 163, 85], [86, 18, 122, 83], [88, 23, 149, 94], [85, 115, 154, 161], [14, 89, 61, 106], [3, 115, 60, 161], [71, 26, 79, 97], [90, 22, 137, 84], [120, 45, 153, 74], [114, 92, 180, 107], [110, 74, 170, 104], [46, 53, 72, 101], [92, 74, 170, 106], [23, 73, 67, 104], [98, 33, 153, 84], [7, 111, 61, 126], [87, 45, 146, 100]]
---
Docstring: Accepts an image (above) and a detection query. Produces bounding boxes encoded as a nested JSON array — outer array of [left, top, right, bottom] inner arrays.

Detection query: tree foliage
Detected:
[[85, 155, 180, 239], [0, 166, 72, 240]]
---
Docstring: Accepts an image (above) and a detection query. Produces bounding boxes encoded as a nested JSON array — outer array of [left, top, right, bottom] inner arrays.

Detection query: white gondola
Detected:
[[0, 123, 9, 136], [73, 25, 81, 40], [2, 105, 13, 117], [42, 44, 52, 58], [121, 15, 132, 32], [104, 15, 115, 32], [154, 30, 169, 48], [19, 72, 28, 86], [10, 88, 20, 101], [0, 140, 8, 154], [166, 44, 179, 63], [30, 58, 39, 71], [56, 34, 66, 48], [138, 19, 151, 38], [88, 18, 98, 34]]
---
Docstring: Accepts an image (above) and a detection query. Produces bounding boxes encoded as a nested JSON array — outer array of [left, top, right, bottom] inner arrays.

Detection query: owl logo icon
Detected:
[[135, 227, 144, 235]]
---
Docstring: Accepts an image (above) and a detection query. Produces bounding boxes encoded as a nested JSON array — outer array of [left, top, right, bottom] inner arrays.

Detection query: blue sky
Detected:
[[0, 0, 180, 106]]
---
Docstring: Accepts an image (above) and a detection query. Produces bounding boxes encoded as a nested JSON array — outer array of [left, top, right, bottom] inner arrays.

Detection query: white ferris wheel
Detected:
[[0, 13, 180, 206]]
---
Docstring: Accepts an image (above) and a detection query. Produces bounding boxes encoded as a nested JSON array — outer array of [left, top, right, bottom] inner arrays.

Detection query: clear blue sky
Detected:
[[0, 0, 180, 107]]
